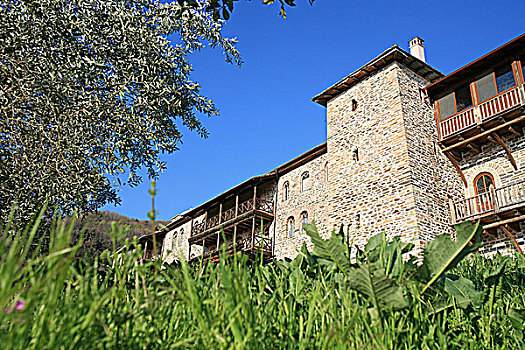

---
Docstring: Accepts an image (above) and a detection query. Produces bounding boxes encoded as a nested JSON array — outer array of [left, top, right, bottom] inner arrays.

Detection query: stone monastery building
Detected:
[[155, 34, 525, 264]]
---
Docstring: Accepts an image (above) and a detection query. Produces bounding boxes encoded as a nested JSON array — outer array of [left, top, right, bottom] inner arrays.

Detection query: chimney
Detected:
[[409, 36, 426, 62]]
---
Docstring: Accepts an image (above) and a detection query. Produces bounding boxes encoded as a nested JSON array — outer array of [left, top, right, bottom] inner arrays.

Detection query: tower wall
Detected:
[[325, 62, 462, 251]]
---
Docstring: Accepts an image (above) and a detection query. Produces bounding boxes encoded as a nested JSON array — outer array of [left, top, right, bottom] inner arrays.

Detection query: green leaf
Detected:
[[222, 8, 230, 20], [444, 276, 482, 309], [417, 220, 482, 293], [347, 262, 408, 311], [303, 222, 351, 273], [484, 258, 508, 286], [509, 308, 525, 331]]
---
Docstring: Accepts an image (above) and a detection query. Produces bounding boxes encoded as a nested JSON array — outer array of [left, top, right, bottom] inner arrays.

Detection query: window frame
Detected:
[[178, 228, 184, 245], [519, 59, 525, 84], [437, 86, 474, 122], [475, 65, 518, 104], [287, 217, 295, 238], [300, 211, 308, 234], [283, 181, 289, 201], [474, 172, 495, 196], [301, 172, 310, 192]]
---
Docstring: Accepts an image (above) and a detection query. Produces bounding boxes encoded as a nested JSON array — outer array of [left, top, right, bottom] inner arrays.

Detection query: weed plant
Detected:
[[0, 207, 524, 349]]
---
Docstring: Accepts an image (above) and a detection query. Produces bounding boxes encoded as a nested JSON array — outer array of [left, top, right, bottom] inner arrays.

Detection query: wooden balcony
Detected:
[[438, 84, 525, 142], [450, 180, 525, 227], [187, 196, 275, 262], [189, 198, 274, 241], [191, 234, 273, 264]]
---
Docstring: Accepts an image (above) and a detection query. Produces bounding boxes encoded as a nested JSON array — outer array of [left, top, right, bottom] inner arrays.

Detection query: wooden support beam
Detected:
[[442, 115, 525, 152], [444, 151, 467, 186], [235, 195, 239, 218], [487, 133, 518, 170], [509, 125, 523, 137], [450, 150, 462, 161], [484, 214, 525, 229], [466, 142, 481, 154], [219, 203, 223, 224], [253, 185, 257, 209], [483, 229, 498, 239], [500, 225, 524, 255]]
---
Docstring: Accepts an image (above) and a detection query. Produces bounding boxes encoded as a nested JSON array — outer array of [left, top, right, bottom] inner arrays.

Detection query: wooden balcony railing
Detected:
[[450, 180, 525, 224], [439, 107, 476, 139], [198, 234, 273, 262], [190, 198, 274, 237], [439, 85, 525, 139], [479, 87, 522, 121]]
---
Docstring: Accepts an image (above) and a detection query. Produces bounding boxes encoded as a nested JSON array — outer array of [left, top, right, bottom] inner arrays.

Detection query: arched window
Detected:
[[287, 217, 295, 238], [283, 181, 289, 201], [300, 211, 308, 233], [301, 172, 310, 192], [474, 172, 495, 212]]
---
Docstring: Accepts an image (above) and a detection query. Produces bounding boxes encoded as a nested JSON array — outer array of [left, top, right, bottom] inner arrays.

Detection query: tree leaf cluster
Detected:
[[0, 0, 241, 224], [179, 0, 316, 21]]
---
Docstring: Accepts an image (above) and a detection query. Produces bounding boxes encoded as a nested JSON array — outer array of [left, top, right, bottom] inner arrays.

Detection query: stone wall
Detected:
[[162, 213, 203, 264], [324, 62, 465, 256], [326, 62, 418, 251], [274, 153, 329, 259], [397, 64, 465, 243]]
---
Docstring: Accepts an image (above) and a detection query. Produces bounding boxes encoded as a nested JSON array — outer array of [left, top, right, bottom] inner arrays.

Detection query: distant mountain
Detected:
[[68, 211, 170, 259]]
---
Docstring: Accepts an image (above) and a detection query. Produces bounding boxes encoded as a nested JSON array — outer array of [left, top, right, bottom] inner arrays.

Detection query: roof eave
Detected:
[[313, 45, 443, 107]]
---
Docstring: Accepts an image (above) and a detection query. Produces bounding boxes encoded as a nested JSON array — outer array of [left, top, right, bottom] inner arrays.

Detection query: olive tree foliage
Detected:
[[0, 0, 242, 223], [198, 0, 316, 20]]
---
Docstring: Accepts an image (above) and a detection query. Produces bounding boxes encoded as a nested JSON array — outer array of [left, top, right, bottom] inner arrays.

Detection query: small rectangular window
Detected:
[[455, 85, 472, 112], [495, 65, 515, 92], [438, 93, 455, 120], [476, 73, 496, 102]]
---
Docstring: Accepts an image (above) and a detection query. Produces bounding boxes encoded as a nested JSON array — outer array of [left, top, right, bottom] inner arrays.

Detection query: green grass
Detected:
[[0, 211, 524, 349]]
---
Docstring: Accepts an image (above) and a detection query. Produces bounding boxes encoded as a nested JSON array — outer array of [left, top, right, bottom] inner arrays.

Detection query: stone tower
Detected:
[[313, 44, 464, 252]]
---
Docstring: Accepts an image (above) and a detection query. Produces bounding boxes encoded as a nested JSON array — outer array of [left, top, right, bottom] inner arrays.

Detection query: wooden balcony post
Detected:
[[469, 82, 482, 125], [219, 203, 223, 225], [253, 185, 257, 210], [448, 196, 456, 224], [216, 232, 220, 251], [489, 185, 499, 212], [519, 84, 525, 106], [235, 194, 239, 218], [251, 216, 256, 249], [233, 224, 237, 245]]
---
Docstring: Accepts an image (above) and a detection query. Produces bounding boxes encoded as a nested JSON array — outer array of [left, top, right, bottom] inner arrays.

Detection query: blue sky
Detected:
[[102, 0, 525, 220]]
